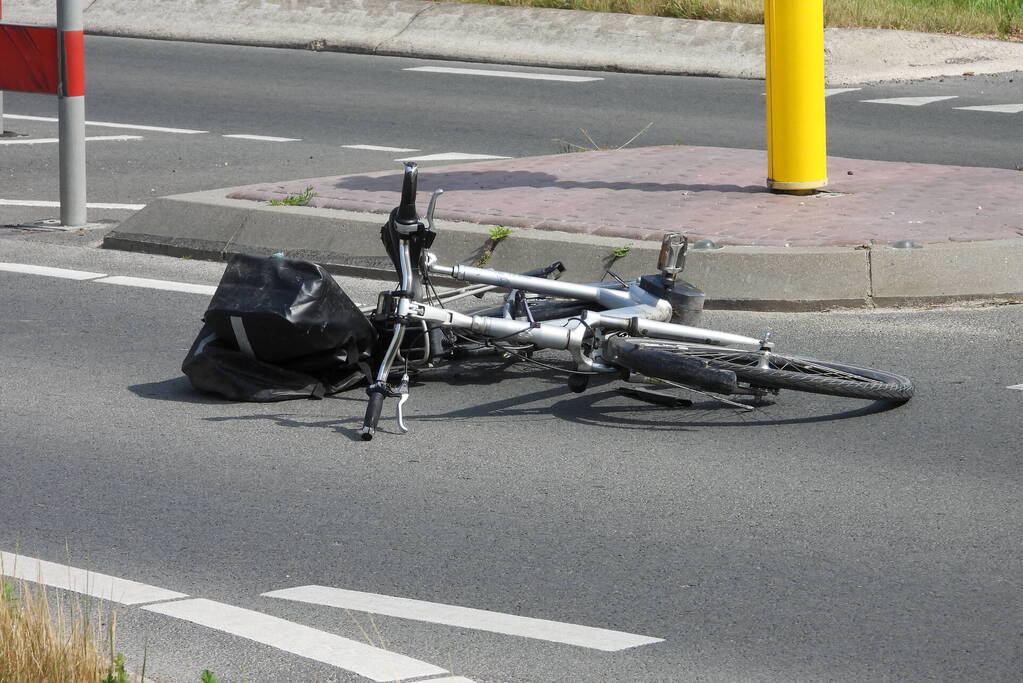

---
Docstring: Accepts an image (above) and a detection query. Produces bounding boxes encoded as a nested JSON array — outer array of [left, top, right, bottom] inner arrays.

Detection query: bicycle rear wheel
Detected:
[[607, 336, 914, 402]]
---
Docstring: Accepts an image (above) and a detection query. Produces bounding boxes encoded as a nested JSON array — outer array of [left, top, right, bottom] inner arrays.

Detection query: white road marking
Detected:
[[1008, 384, 1023, 391], [405, 66, 602, 82], [955, 103, 1023, 114], [143, 598, 450, 682], [0, 135, 143, 145], [0, 261, 220, 295], [824, 87, 862, 97], [223, 134, 301, 142], [423, 678, 478, 683], [0, 551, 188, 605], [263, 585, 664, 652], [344, 144, 421, 152], [396, 152, 510, 162], [0, 262, 107, 280], [94, 275, 218, 295], [860, 96, 958, 106], [0, 199, 145, 210], [1, 113, 207, 134]]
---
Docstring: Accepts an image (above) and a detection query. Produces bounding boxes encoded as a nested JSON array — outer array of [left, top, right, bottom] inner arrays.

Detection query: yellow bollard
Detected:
[[765, 0, 827, 193]]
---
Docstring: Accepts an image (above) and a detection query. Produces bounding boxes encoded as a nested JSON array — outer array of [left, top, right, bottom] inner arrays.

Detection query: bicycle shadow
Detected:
[[129, 373, 900, 439], [411, 385, 902, 431], [545, 389, 901, 430]]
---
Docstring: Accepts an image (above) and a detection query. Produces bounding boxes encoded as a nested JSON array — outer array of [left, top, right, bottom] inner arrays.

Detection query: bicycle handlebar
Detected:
[[361, 389, 387, 441], [396, 163, 419, 223]]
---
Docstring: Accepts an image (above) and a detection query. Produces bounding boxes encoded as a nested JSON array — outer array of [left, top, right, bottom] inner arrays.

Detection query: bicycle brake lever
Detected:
[[395, 373, 410, 434], [425, 188, 444, 231]]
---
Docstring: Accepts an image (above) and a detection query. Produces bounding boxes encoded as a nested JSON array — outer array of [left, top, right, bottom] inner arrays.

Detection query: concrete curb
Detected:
[[6, 0, 1023, 83], [103, 190, 1023, 311]]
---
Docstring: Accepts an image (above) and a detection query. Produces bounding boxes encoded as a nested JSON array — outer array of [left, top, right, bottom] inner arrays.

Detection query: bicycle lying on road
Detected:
[[359, 163, 914, 440]]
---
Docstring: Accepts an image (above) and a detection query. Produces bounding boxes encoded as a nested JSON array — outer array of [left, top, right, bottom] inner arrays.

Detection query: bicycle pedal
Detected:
[[617, 386, 693, 408]]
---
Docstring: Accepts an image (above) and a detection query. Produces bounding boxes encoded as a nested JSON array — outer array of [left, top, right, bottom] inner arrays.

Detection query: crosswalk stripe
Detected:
[[344, 144, 420, 152], [263, 585, 664, 652], [0, 551, 188, 605], [395, 152, 510, 162], [223, 134, 301, 142], [825, 88, 862, 97], [955, 103, 1023, 114], [143, 599, 450, 682], [860, 96, 958, 106]]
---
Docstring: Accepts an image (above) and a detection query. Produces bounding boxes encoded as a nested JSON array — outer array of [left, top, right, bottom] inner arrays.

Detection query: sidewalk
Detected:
[[6, 0, 1023, 83], [105, 145, 1023, 310]]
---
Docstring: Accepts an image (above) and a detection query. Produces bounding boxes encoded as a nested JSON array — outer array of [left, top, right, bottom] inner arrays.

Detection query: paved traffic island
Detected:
[[105, 145, 1023, 310]]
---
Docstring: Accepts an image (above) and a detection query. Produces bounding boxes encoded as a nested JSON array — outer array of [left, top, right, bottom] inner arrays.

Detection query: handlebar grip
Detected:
[[360, 390, 387, 441], [397, 163, 419, 223]]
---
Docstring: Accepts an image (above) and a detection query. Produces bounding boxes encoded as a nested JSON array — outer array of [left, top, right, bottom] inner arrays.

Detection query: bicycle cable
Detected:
[[453, 331, 603, 376]]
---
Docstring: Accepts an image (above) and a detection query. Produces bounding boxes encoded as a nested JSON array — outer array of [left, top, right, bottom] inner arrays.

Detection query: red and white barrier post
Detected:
[[1, 0, 5, 135], [57, 0, 86, 226], [0, 0, 87, 226]]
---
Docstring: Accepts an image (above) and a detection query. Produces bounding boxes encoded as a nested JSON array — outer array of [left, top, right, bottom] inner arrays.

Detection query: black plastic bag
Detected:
[[182, 254, 377, 402]]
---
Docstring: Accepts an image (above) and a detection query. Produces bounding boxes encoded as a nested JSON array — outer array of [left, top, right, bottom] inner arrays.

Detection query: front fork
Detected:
[[361, 241, 415, 441]]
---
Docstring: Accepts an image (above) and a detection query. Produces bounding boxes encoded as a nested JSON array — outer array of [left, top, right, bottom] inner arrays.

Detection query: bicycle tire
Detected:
[[607, 336, 914, 402]]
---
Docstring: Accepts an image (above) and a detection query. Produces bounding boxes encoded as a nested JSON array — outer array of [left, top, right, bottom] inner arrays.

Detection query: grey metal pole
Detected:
[[57, 0, 87, 227], [1, 91, 5, 135]]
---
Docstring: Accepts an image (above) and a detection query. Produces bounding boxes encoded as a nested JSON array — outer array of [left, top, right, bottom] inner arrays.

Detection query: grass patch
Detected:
[[476, 226, 514, 266], [427, 0, 1023, 39], [610, 244, 633, 259], [555, 122, 654, 153], [1, 578, 119, 682], [268, 185, 316, 206], [2, 576, 223, 682]]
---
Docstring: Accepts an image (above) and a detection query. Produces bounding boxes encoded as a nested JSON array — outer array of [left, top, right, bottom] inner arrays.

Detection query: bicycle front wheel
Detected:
[[607, 337, 914, 402]]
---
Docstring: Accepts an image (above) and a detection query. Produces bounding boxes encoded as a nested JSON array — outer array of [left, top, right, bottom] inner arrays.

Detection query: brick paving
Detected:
[[227, 145, 1023, 247]]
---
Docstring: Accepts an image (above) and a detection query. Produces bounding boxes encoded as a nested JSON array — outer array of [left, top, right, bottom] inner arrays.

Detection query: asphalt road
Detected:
[[2, 36, 1022, 683], [2, 37, 1022, 229], [1, 229, 1021, 682]]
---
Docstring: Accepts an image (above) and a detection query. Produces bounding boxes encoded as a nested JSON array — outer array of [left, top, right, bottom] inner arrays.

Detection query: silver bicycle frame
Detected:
[[419, 256, 762, 371]]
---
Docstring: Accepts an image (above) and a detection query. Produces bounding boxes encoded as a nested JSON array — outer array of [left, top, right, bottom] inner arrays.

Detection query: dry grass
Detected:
[[0, 579, 122, 683], [430, 0, 1023, 39]]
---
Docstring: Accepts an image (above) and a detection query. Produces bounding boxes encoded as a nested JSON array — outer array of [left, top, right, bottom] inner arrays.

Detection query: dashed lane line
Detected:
[[405, 66, 602, 82], [94, 275, 218, 295], [860, 96, 958, 107], [0, 551, 188, 605], [0, 135, 143, 145], [0, 262, 107, 280], [0, 199, 145, 210], [143, 599, 452, 682], [223, 134, 301, 142], [0, 262, 217, 294], [824, 88, 862, 97], [344, 144, 421, 152], [264, 585, 664, 652], [955, 103, 1023, 114], [396, 152, 511, 162], [1008, 384, 1023, 391], [1, 114, 207, 134]]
